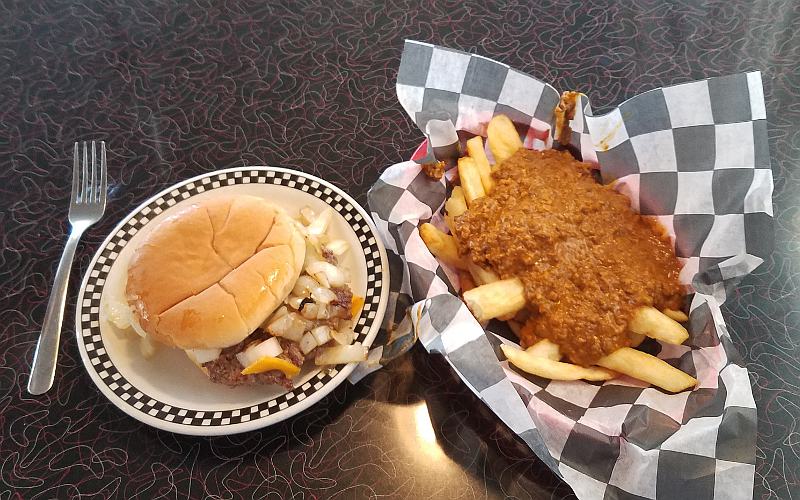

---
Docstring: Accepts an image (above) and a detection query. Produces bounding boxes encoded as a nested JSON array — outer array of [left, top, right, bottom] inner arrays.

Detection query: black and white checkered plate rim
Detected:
[[76, 166, 390, 436]]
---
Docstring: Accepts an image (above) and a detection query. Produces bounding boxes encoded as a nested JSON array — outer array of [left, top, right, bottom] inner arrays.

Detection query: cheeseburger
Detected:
[[116, 194, 366, 389]]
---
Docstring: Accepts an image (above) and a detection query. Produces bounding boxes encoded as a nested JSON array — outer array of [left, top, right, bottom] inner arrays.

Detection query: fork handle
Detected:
[[28, 227, 85, 395]]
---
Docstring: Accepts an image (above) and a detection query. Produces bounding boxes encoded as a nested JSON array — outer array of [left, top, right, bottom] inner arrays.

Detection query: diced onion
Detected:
[[267, 313, 306, 342], [299, 331, 318, 355], [300, 302, 318, 320], [260, 305, 288, 330], [106, 296, 152, 339], [316, 305, 330, 320], [271, 306, 289, 320], [306, 207, 333, 236], [292, 275, 320, 297], [300, 302, 330, 321], [287, 296, 305, 310], [311, 325, 331, 345], [331, 326, 355, 346], [306, 261, 346, 288], [251, 337, 283, 358], [315, 343, 368, 366], [304, 240, 323, 267], [130, 317, 149, 339], [235, 352, 248, 368], [185, 348, 222, 364], [300, 207, 317, 225], [311, 286, 336, 305], [236, 337, 283, 368], [325, 239, 349, 256], [105, 298, 132, 330]]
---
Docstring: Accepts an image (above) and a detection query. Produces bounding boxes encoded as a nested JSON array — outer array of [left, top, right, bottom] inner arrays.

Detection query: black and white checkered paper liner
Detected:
[[78, 168, 385, 428], [367, 41, 772, 499]]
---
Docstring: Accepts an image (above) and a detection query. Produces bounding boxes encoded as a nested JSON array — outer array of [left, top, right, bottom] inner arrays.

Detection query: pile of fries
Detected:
[[420, 115, 697, 393]]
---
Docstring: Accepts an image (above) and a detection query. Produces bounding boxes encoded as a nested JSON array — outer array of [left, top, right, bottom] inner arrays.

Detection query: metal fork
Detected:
[[28, 141, 107, 395]]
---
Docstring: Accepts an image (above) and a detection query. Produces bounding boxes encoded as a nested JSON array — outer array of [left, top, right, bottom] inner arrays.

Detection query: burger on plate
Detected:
[[106, 195, 368, 389]]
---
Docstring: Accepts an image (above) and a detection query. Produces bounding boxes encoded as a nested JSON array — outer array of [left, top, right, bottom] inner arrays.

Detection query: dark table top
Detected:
[[2, 1, 797, 498]]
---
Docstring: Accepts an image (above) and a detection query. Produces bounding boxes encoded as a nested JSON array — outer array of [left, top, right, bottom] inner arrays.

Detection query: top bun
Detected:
[[125, 195, 305, 350]]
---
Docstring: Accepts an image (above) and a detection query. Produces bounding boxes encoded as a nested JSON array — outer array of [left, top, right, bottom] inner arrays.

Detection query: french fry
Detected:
[[597, 347, 697, 393], [444, 186, 468, 236], [629, 307, 689, 345], [487, 115, 523, 164], [628, 331, 646, 348], [525, 339, 561, 361], [465, 261, 512, 320], [419, 223, 468, 270], [502, 345, 616, 381], [663, 308, 689, 322], [445, 186, 467, 218], [458, 270, 475, 293], [458, 157, 485, 206], [466, 136, 494, 193], [466, 261, 499, 285], [462, 278, 526, 322]]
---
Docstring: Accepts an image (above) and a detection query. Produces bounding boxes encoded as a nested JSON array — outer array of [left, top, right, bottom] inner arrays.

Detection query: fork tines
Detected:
[[73, 141, 107, 205]]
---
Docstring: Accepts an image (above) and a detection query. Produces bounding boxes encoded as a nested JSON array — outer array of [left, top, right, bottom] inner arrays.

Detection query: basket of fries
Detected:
[[368, 41, 772, 499]]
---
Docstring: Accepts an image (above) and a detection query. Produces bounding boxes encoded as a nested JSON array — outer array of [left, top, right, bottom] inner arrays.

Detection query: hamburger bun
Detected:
[[126, 195, 305, 350]]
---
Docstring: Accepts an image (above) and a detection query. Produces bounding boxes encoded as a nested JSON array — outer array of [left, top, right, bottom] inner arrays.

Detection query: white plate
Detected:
[[75, 167, 389, 435]]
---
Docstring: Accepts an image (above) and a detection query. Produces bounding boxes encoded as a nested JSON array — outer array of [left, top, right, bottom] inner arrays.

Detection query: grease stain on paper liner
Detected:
[[596, 119, 624, 152]]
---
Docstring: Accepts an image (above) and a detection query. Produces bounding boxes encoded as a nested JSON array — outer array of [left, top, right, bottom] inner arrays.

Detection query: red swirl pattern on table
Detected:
[[1, 0, 797, 498]]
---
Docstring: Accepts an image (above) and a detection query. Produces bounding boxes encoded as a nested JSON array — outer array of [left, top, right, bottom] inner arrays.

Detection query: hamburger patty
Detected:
[[203, 333, 304, 389], [329, 286, 353, 319], [322, 247, 338, 265]]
